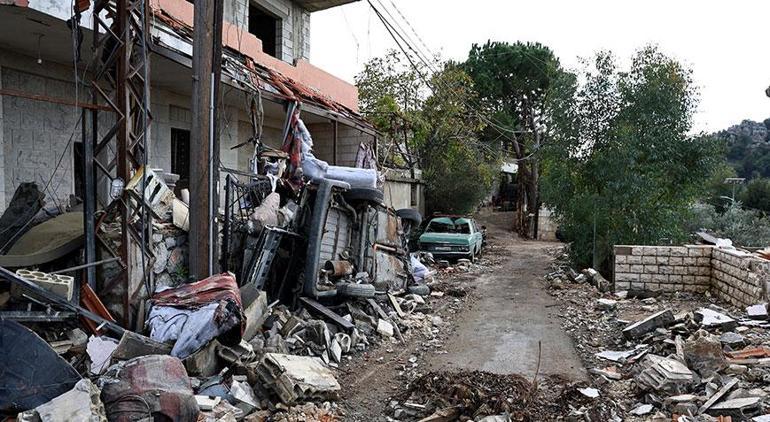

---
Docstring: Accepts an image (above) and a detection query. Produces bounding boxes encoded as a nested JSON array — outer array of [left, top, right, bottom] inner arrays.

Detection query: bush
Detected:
[[685, 202, 770, 248]]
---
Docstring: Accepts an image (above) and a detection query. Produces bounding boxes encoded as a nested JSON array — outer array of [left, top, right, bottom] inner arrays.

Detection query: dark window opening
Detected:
[[74, 142, 84, 200], [249, 3, 278, 57], [171, 128, 191, 194]]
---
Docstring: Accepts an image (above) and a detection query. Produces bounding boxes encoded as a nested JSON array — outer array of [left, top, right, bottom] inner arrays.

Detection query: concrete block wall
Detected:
[[537, 207, 558, 241], [614, 245, 770, 306], [305, 122, 373, 167], [614, 245, 713, 294], [711, 248, 770, 307]]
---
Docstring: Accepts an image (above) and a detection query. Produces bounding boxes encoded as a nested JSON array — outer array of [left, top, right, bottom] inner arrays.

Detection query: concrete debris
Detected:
[[578, 387, 600, 398], [545, 244, 770, 421], [747, 303, 769, 320], [622, 309, 675, 339], [637, 354, 694, 393], [683, 330, 727, 376], [256, 353, 341, 404], [31, 379, 107, 422], [86, 335, 119, 375], [695, 307, 737, 330]]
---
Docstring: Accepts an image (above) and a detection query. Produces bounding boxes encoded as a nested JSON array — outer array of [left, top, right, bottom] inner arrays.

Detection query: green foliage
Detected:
[[739, 178, 770, 213], [462, 41, 563, 235], [355, 54, 496, 215], [685, 202, 770, 248], [724, 134, 770, 179], [541, 46, 720, 272]]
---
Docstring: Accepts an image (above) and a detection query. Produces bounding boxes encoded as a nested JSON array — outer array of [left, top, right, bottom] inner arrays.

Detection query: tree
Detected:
[[355, 53, 497, 214], [740, 178, 770, 213], [463, 41, 562, 237], [541, 46, 720, 272], [418, 64, 496, 214], [355, 50, 429, 170]]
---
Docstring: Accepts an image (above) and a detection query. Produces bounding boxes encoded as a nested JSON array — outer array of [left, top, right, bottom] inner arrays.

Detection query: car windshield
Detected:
[[425, 221, 455, 233], [425, 219, 471, 234]]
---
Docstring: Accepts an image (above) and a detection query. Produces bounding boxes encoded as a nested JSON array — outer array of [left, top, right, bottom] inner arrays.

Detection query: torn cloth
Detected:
[[148, 273, 244, 358]]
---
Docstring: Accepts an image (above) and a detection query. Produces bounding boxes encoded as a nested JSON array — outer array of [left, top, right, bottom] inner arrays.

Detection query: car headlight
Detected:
[[459, 245, 469, 252]]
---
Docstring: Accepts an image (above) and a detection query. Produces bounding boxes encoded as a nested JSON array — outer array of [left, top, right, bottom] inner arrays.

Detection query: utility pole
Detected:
[[190, 0, 223, 280]]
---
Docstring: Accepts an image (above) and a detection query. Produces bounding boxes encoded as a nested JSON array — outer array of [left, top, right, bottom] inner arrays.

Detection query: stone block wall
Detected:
[[614, 245, 712, 294], [614, 245, 770, 306], [711, 248, 770, 307]]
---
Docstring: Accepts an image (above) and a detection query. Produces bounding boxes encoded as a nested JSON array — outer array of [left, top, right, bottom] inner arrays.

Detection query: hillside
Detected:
[[716, 119, 770, 178]]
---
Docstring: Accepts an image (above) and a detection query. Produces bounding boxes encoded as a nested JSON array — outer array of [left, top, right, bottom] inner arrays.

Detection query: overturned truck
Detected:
[[223, 176, 423, 307]]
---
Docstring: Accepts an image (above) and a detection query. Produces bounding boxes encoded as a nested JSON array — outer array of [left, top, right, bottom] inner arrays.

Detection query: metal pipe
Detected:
[[50, 257, 120, 275]]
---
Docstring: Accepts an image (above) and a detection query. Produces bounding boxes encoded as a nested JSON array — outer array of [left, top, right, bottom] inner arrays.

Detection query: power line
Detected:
[[367, 1, 535, 160]]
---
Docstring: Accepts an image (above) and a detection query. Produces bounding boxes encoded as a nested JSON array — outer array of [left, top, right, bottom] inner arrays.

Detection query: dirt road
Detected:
[[427, 211, 587, 380], [339, 211, 586, 420]]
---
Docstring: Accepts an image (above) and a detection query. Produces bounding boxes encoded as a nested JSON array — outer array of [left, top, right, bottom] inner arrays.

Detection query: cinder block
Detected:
[[669, 257, 684, 266], [630, 264, 644, 273], [643, 256, 657, 265], [669, 275, 682, 283], [616, 264, 630, 273], [12, 269, 73, 301], [660, 265, 673, 275], [631, 247, 645, 256], [657, 256, 670, 265], [643, 265, 658, 273], [627, 256, 642, 264], [640, 273, 653, 282], [616, 255, 627, 264], [683, 257, 696, 266], [670, 247, 687, 257]]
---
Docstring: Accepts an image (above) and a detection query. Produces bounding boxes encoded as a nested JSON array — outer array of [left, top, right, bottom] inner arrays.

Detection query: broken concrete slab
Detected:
[[695, 308, 737, 330], [622, 309, 675, 339], [746, 303, 768, 320], [683, 330, 726, 377], [720, 332, 746, 348], [256, 353, 341, 404], [706, 397, 763, 419], [636, 354, 694, 393], [377, 319, 394, 337], [596, 298, 617, 311], [699, 378, 738, 414], [33, 379, 107, 422]]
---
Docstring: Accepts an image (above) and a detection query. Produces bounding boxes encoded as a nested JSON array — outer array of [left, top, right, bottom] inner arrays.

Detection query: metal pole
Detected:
[[84, 106, 96, 288]]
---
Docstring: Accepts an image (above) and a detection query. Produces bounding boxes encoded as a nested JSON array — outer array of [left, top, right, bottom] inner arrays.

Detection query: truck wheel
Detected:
[[336, 282, 376, 298], [343, 188, 384, 205], [408, 284, 430, 296]]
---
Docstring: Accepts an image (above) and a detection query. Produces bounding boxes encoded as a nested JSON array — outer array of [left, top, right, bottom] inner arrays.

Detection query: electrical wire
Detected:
[[367, 0, 549, 162]]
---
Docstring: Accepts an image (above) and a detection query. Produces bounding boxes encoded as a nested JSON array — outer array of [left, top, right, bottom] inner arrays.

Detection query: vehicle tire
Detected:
[[396, 208, 422, 226], [336, 282, 376, 298], [343, 188, 384, 204], [408, 284, 430, 296]]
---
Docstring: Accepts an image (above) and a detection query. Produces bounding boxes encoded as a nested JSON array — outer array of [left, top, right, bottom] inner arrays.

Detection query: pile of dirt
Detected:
[[392, 370, 617, 421]]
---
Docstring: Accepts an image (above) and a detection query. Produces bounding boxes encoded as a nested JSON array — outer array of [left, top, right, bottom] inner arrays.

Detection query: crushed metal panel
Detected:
[[373, 248, 408, 291], [0, 320, 82, 412], [319, 206, 353, 271]]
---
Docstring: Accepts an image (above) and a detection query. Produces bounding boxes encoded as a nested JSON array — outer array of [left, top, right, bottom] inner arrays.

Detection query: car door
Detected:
[[471, 220, 483, 252]]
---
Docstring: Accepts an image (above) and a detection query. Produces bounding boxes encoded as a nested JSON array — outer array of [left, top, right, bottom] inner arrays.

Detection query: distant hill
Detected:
[[715, 119, 770, 179]]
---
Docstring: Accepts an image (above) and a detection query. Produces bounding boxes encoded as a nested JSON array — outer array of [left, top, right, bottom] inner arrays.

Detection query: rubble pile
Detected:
[[388, 370, 615, 421], [544, 246, 770, 421]]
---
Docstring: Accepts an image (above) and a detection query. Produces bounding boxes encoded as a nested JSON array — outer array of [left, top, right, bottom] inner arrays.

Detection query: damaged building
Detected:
[[0, 0, 433, 419]]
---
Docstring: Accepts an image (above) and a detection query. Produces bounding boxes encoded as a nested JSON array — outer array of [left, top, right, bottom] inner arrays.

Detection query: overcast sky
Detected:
[[309, 0, 769, 133]]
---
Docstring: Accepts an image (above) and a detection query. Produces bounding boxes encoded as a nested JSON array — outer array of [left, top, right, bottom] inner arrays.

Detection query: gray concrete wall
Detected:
[[0, 47, 243, 209], [227, 0, 312, 62]]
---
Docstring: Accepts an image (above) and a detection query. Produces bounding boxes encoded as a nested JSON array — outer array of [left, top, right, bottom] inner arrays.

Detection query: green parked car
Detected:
[[418, 216, 484, 261]]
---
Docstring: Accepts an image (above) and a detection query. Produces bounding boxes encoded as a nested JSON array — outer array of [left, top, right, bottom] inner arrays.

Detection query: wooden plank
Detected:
[[299, 297, 354, 332], [388, 292, 405, 318]]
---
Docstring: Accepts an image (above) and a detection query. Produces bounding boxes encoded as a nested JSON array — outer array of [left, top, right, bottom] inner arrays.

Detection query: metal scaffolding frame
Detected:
[[85, 0, 152, 328]]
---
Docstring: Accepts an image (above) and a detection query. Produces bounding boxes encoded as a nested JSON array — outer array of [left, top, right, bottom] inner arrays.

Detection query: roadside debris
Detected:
[[544, 244, 770, 421]]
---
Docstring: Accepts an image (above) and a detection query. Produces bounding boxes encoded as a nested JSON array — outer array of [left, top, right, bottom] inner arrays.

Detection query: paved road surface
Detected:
[[428, 211, 587, 380]]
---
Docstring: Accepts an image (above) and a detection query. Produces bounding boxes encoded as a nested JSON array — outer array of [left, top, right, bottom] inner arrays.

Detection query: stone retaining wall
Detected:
[[614, 245, 712, 294], [614, 244, 770, 307], [711, 248, 770, 306]]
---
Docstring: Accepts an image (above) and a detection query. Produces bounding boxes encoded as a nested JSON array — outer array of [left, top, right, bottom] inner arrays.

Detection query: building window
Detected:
[[249, 3, 279, 58], [171, 128, 191, 193]]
